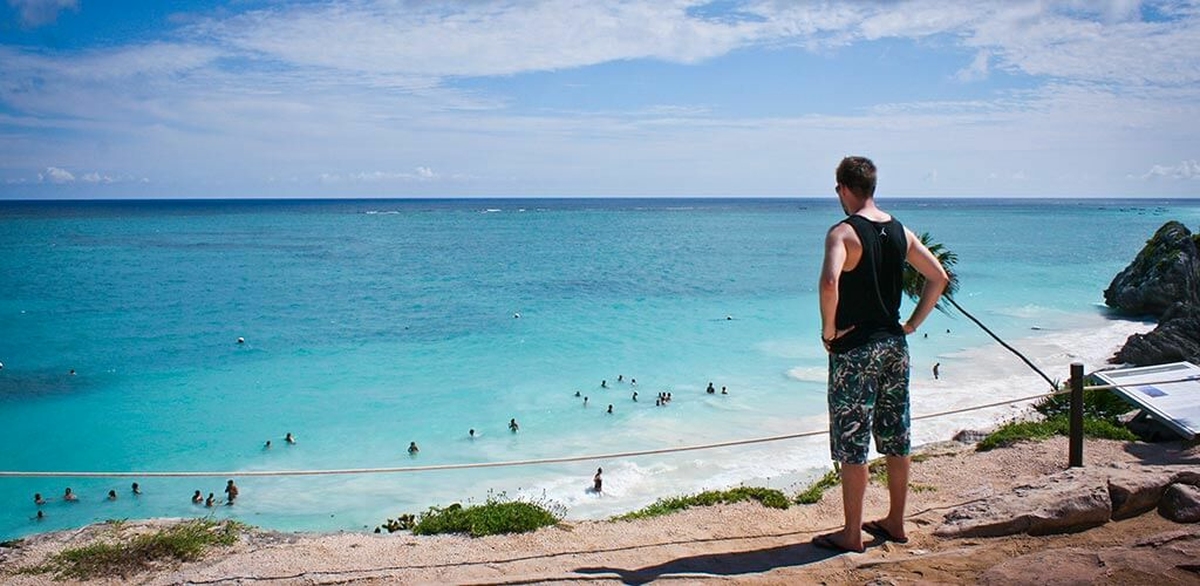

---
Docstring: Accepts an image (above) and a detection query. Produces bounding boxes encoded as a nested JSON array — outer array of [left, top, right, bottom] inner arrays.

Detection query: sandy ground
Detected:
[[3, 436, 1198, 585]]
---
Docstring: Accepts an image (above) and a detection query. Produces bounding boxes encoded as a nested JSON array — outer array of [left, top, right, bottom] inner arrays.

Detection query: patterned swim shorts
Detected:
[[827, 335, 910, 465]]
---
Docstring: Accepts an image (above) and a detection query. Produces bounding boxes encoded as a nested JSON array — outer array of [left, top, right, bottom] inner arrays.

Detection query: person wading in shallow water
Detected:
[[814, 156, 947, 554]]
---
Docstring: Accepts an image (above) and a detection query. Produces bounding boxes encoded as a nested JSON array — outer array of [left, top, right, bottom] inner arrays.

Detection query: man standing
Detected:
[[815, 156, 948, 553]]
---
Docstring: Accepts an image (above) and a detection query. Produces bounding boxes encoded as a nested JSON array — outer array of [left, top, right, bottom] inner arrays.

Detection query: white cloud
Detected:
[[8, 0, 76, 28], [39, 166, 74, 184], [357, 168, 438, 182], [956, 50, 991, 82], [1141, 160, 1200, 180]]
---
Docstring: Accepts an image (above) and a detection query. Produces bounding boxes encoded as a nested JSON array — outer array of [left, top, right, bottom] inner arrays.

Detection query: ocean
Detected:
[[1, 197, 1196, 540]]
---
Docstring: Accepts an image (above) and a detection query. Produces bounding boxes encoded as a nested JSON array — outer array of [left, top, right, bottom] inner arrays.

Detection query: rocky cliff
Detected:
[[1106, 221, 1200, 365]]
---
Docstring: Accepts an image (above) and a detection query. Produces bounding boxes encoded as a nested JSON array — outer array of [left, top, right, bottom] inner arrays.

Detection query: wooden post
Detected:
[[1069, 362, 1084, 468]]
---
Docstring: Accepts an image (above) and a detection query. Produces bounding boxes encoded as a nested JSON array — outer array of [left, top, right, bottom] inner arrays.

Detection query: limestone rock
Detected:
[[980, 529, 1200, 586], [1104, 221, 1200, 317], [952, 429, 989, 443], [1108, 468, 1176, 520], [1159, 483, 1200, 523], [1112, 302, 1200, 365], [936, 471, 1111, 538]]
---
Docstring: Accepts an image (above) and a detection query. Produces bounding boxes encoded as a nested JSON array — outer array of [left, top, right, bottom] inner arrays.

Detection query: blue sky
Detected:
[[1, 0, 1198, 199]]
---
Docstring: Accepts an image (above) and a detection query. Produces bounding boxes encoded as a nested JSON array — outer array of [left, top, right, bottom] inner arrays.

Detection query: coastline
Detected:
[[4, 437, 1196, 585]]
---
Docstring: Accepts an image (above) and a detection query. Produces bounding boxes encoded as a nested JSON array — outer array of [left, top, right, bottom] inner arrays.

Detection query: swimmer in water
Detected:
[[131, 482, 141, 495], [192, 490, 203, 504], [264, 440, 272, 449], [593, 467, 603, 493], [606, 404, 613, 414], [34, 493, 46, 506], [632, 391, 638, 401], [107, 490, 117, 501], [205, 493, 215, 507], [63, 488, 78, 502], [509, 418, 519, 432], [706, 382, 715, 394], [408, 441, 419, 455], [601, 379, 607, 388], [469, 428, 476, 438], [285, 432, 296, 445], [721, 386, 727, 395], [225, 480, 239, 504]]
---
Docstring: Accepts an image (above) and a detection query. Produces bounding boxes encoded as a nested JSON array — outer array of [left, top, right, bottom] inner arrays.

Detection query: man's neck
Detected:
[[846, 198, 887, 220]]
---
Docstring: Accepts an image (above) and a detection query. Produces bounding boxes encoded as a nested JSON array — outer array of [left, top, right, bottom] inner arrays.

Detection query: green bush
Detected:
[[977, 414, 1136, 451], [615, 486, 790, 521], [29, 518, 243, 579], [410, 492, 564, 537], [796, 470, 840, 504], [1034, 384, 1135, 421]]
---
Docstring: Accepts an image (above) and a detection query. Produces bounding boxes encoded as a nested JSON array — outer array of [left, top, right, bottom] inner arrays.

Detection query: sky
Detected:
[[1, 0, 1198, 199]]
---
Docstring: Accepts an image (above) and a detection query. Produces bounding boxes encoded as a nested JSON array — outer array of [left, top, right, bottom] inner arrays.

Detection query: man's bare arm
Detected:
[[901, 227, 949, 335], [819, 224, 854, 348]]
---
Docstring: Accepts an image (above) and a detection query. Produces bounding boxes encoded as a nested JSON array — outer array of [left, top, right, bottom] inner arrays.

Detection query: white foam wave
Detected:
[[786, 366, 827, 383]]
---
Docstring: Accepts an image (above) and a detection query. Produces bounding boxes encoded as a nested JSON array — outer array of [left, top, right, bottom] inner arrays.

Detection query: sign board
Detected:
[[1093, 361, 1200, 440]]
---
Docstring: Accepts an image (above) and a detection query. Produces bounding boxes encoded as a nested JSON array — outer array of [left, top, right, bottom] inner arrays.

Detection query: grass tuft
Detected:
[[24, 518, 243, 580], [615, 486, 790, 521], [409, 492, 565, 537], [796, 470, 840, 504]]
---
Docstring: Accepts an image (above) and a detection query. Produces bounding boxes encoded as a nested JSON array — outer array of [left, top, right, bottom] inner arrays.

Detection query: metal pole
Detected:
[[1069, 362, 1084, 467]]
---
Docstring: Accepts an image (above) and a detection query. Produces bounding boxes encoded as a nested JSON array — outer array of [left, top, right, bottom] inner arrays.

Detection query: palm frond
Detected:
[[903, 231, 960, 313]]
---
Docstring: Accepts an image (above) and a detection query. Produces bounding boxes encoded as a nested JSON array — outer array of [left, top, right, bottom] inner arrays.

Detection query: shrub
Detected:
[[796, 470, 840, 504], [977, 414, 1136, 451], [1034, 383, 1135, 421], [409, 492, 564, 537], [616, 486, 790, 521], [28, 518, 243, 580]]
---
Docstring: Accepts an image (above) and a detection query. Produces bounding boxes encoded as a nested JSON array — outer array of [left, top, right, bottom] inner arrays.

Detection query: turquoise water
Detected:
[[1, 197, 1197, 540]]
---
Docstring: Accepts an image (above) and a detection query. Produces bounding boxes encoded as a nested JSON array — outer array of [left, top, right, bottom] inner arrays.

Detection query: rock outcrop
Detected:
[[1104, 221, 1200, 316], [936, 463, 1200, 539], [1106, 221, 1200, 365], [1112, 302, 1200, 365]]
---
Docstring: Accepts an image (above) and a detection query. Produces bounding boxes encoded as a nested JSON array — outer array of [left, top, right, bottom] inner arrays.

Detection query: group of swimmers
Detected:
[[190, 480, 239, 508], [30, 483, 143, 521], [589, 375, 731, 408], [264, 432, 297, 450], [704, 381, 729, 395]]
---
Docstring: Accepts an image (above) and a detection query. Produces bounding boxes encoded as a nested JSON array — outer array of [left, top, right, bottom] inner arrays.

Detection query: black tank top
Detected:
[[830, 215, 907, 354]]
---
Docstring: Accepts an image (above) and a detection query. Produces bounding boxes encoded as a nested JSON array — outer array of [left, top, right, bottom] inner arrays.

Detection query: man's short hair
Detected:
[[836, 156, 877, 199]]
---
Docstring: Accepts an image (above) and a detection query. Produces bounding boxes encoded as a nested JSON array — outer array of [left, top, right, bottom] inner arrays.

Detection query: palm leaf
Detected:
[[903, 231, 959, 313]]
